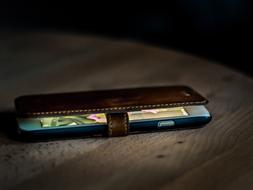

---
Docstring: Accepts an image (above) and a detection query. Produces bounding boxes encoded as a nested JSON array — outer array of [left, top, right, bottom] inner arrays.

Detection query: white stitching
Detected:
[[106, 114, 113, 136], [123, 113, 128, 135], [26, 100, 206, 116]]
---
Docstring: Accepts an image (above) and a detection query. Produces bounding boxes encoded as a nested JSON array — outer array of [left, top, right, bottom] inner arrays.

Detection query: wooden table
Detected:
[[0, 32, 253, 190]]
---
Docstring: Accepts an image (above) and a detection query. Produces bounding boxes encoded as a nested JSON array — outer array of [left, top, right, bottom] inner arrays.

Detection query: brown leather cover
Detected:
[[15, 86, 207, 117], [15, 86, 208, 137]]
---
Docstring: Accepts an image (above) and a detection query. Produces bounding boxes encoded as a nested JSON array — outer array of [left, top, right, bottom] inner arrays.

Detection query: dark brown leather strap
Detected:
[[106, 112, 129, 137]]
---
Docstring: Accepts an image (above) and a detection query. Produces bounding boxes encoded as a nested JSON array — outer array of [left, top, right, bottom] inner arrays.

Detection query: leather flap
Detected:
[[106, 112, 129, 137], [15, 86, 208, 117]]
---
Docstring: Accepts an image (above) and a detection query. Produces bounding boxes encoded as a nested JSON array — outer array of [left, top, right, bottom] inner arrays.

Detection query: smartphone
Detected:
[[16, 105, 211, 138]]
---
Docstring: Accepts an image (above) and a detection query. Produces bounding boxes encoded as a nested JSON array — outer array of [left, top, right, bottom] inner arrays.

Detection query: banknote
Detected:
[[40, 114, 106, 127], [40, 107, 188, 128]]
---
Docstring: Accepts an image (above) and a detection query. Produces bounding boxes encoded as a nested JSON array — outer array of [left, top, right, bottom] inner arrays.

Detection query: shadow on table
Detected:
[[0, 110, 19, 140]]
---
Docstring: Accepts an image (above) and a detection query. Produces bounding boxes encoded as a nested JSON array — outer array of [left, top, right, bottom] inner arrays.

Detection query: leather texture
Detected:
[[15, 86, 208, 137], [15, 86, 207, 117], [106, 112, 129, 137]]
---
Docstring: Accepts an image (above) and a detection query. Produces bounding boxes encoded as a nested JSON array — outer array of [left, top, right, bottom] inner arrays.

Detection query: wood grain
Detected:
[[0, 31, 252, 190]]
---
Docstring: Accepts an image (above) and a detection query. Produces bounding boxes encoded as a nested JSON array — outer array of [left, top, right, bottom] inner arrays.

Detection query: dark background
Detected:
[[0, 1, 252, 76]]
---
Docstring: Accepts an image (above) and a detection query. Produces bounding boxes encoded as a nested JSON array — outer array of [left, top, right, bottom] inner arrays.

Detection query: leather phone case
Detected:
[[15, 86, 208, 137]]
